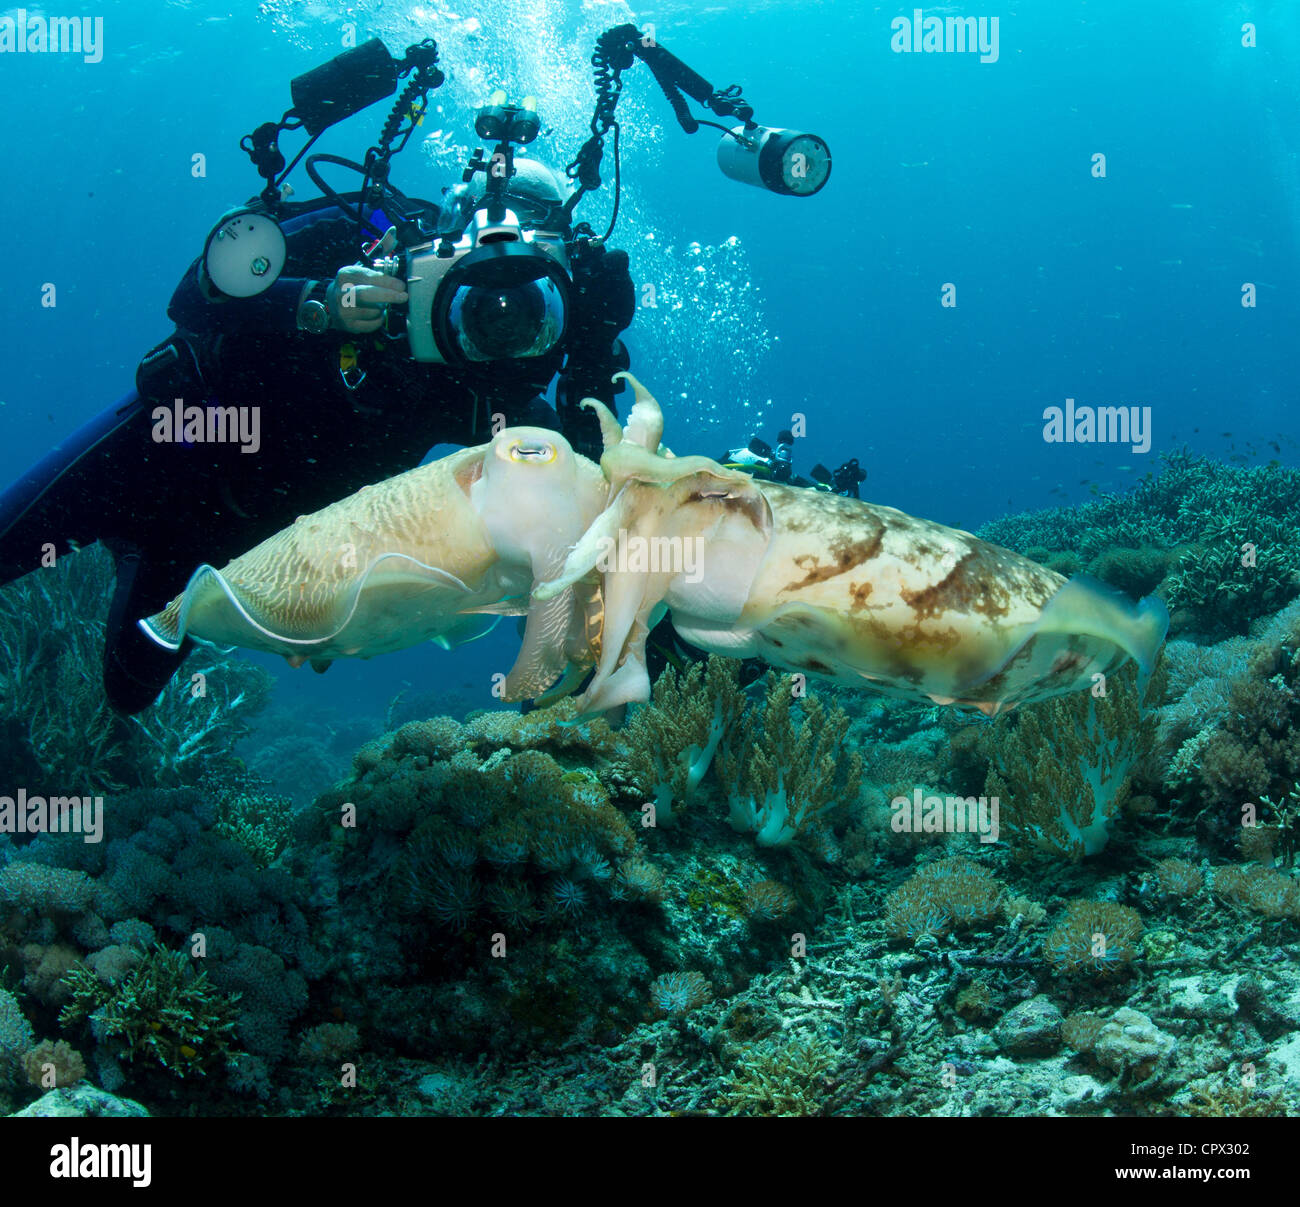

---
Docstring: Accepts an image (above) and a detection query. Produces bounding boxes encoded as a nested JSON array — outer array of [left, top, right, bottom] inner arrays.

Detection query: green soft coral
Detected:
[[619, 655, 746, 826], [984, 661, 1161, 860], [716, 673, 863, 848]]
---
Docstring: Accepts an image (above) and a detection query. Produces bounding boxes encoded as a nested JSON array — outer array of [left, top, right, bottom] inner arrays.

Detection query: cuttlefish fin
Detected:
[[140, 555, 476, 652], [1025, 575, 1170, 678]]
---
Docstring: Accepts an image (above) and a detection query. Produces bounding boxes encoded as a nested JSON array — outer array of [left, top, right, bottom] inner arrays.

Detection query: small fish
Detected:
[[1170, 203, 1194, 209]]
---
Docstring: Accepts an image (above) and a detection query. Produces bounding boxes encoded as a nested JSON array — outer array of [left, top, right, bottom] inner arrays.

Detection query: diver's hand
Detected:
[[327, 265, 408, 333]]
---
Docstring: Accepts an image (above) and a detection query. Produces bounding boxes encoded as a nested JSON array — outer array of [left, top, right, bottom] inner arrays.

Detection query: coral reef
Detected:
[[60, 947, 240, 1079], [0, 546, 272, 795], [978, 449, 1300, 638]]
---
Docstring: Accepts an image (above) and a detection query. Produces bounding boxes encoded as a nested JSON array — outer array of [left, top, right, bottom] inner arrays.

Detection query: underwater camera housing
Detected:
[[379, 207, 571, 365], [376, 93, 572, 365]]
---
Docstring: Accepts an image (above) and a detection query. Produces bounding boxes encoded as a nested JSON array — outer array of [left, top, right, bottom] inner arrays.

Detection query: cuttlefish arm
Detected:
[[536, 374, 771, 713], [469, 427, 609, 700]]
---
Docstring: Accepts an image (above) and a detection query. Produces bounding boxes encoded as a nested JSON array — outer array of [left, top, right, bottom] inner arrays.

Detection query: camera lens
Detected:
[[459, 284, 546, 359], [445, 276, 566, 361]]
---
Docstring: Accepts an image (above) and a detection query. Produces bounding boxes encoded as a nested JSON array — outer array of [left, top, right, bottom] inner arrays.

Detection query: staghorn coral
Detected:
[[213, 787, 294, 868], [619, 656, 746, 826], [883, 857, 1005, 941], [984, 662, 1160, 860], [1044, 900, 1143, 976], [715, 1036, 839, 1117], [716, 672, 863, 849], [60, 946, 240, 1079]]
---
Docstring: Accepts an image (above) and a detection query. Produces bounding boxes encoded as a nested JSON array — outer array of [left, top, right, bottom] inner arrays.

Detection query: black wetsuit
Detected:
[[0, 196, 635, 713]]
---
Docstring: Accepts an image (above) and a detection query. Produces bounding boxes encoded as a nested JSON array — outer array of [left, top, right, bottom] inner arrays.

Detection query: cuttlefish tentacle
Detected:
[[534, 388, 772, 712]]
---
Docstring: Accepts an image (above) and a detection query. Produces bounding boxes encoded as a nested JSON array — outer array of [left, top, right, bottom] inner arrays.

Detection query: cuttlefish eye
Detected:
[[500, 439, 558, 464]]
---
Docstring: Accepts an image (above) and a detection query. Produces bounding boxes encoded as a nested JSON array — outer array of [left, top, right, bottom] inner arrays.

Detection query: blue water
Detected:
[[1, 0, 1296, 718]]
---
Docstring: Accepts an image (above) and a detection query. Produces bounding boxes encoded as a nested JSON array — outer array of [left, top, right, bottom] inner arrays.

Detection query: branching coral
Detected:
[[714, 1035, 839, 1117], [619, 656, 746, 826], [213, 787, 294, 868], [716, 673, 863, 848], [128, 657, 272, 787], [984, 662, 1160, 860], [60, 947, 240, 1078]]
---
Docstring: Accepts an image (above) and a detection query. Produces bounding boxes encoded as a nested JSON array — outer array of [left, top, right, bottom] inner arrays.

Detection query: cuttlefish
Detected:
[[537, 375, 1170, 716], [143, 375, 1169, 720], [140, 426, 609, 700]]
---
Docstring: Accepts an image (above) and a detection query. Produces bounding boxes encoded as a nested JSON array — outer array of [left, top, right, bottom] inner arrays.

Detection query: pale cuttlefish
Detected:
[[142, 374, 1169, 718], [140, 426, 609, 702]]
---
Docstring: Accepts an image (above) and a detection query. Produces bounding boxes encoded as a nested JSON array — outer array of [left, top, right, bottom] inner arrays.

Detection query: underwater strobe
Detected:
[[715, 125, 831, 197], [564, 23, 831, 229]]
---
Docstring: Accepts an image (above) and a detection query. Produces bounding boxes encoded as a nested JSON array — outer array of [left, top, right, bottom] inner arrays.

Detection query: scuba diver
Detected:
[[0, 28, 830, 716], [720, 429, 867, 497]]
